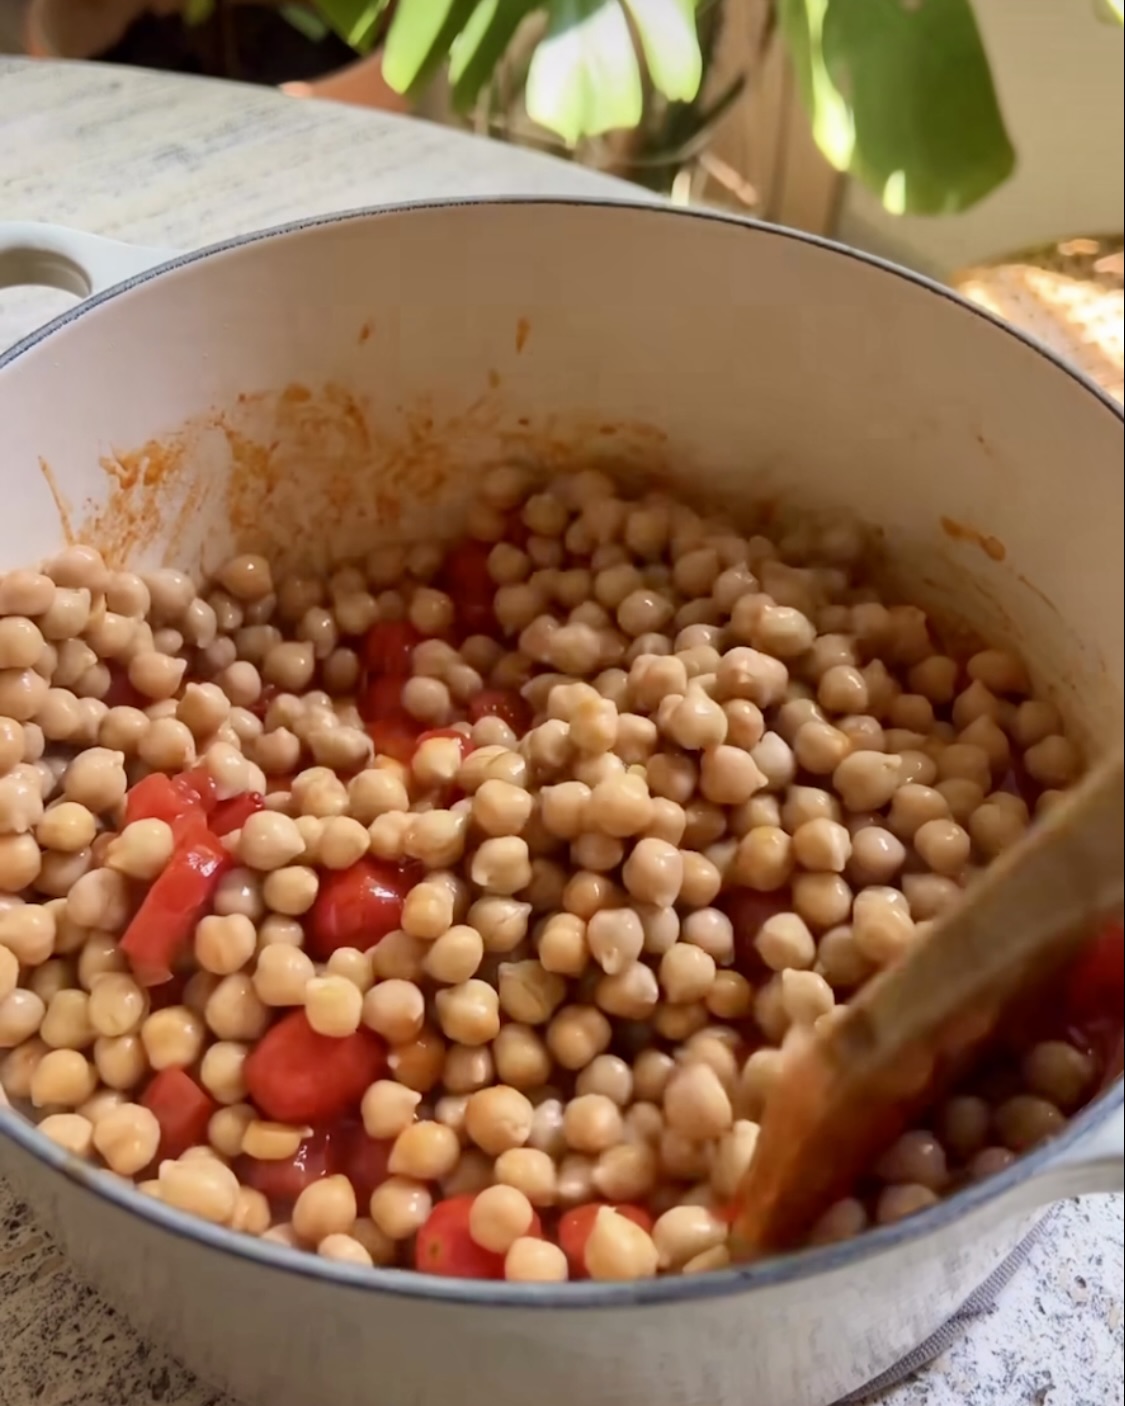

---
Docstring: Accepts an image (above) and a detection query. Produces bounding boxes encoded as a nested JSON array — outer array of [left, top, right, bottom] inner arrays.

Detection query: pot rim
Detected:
[[0, 195, 1121, 1309]]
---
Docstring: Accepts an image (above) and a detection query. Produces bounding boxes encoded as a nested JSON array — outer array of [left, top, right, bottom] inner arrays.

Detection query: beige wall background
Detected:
[[837, 0, 1125, 276]]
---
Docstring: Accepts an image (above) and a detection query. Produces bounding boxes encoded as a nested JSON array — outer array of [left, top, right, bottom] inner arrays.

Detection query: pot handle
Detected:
[[1030, 1101, 1123, 1201], [0, 222, 173, 299]]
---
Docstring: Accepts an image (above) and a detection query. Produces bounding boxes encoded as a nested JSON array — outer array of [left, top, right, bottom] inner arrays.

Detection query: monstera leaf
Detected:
[[779, 0, 1016, 215], [525, 0, 702, 144]]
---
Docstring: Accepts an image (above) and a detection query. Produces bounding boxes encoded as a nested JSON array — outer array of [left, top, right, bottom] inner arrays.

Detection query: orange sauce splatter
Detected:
[[940, 516, 1006, 562], [37, 458, 76, 545]]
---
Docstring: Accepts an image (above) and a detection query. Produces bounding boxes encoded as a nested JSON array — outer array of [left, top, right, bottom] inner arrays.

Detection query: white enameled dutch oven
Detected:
[[0, 201, 1121, 1406]]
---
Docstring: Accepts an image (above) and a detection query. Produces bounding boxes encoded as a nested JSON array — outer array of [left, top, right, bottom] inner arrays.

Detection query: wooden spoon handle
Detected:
[[732, 746, 1123, 1255], [843, 745, 1124, 1062]]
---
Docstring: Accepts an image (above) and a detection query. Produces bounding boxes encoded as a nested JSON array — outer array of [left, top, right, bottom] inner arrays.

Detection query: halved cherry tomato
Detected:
[[210, 791, 266, 838], [558, 1203, 653, 1279], [362, 620, 422, 676], [244, 1011, 386, 1124], [359, 675, 405, 721], [307, 857, 413, 959], [141, 1068, 217, 1161], [467, 689, 532, 737], [237, 1127, 334, 1207], [177, 766, 219, 813], [440, 538, 496, 635], [124, 773, 202, 829], [120, 829, 232, 986]]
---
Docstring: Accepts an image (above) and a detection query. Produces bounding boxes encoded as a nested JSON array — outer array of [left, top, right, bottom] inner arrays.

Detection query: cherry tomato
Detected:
[[441, 538, 496, 635], [467, 689, 532, 737], [307, 857, 413, 960], [362, 620, 422, 676], [358, 675, 421, 761], [244, 1011, 386, 1124], [359, 676, 404, 720], [1063, 920, 1124, 1072], [1065, 920, 1124, 1028], [210, 791, 266, 838], [120, 829, 232, 986], [415, 1195, 504, 1278], [367, 713, 422, 764], [332, 1122, 393, 1202], [141, 1068, 217, 1162], [237, 1127, 334, 1207], [558, 1203, 653, 1279]]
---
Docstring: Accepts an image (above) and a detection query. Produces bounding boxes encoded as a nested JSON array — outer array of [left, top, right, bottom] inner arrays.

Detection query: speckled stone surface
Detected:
[[1, 55, 1123, 1406]]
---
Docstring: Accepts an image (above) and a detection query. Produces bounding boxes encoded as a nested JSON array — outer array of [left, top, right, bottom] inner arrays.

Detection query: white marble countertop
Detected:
[[1, 54, 1122, 1406]]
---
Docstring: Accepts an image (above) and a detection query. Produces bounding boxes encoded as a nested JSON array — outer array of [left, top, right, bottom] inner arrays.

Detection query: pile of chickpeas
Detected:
[[0, 464, 1107, 1284]]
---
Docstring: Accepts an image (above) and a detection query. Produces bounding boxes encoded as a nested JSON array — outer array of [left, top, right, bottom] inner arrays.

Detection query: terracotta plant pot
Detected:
[[280, 49, 407, 112]]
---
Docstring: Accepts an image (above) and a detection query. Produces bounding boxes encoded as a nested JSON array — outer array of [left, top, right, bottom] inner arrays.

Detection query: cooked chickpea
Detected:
[[87, 973, 147, 1038], [389, 1120, 462, 1181], [652, 1205, 727, 1271], [238, 812, 305, 871], [664, 1062, 733, 1141], [141, 1006, 205, 1069], [62, 747, 128, 812], [304, 975, 363, 1037], [504, 1237, 568, 1282], [363, 979, 426, 1043], [361, 1080, 422, 1140], [194, 913, 257, 976], [30, 1047, 97, 1107], [204, 975, 269, 1041], [464, 1085, 533, 1155], [93, 1102, 161, 1175], [1021, 1040, 1094, 1111], [994, 1094, 1065, 1151], [253, 944, 315, 1006], [852, 887, 916, 966], [584, 1206, 659, 1281]]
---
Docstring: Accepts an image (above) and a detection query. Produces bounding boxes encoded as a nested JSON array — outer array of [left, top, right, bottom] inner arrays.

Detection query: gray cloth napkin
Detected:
[[837, 1215, 1052, 1402]]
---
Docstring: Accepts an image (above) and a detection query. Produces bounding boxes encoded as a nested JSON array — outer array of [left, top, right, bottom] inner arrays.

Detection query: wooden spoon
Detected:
[[731, 745, 1124, 1258]]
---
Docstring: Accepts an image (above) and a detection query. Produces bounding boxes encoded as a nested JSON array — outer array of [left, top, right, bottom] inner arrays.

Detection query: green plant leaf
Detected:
[[383, 0, 478, 95], [449, 0, 543, 113], [315, 0, 391, 52], [184, 0, 215, 26], [621, 0, 703, 102], [779, 0, 1016, 216], [283, 4, 331, 44], [526, 0, 643, 145]]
